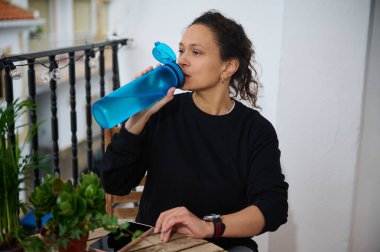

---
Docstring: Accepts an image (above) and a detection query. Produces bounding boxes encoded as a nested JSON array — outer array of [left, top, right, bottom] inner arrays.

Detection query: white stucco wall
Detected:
[[0, 31, 19, 53], [0, 29, 27, 99], [273, 0, 374, 252], [52, 0, 74, 48], [350, 0, 380, 251]]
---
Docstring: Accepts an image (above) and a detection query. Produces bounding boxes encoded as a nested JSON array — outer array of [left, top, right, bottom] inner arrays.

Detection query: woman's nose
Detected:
[[178, 53, 188, 66]]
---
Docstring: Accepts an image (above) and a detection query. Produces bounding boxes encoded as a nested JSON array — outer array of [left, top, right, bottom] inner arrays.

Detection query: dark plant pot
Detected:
[[0, 244, 24, 252]]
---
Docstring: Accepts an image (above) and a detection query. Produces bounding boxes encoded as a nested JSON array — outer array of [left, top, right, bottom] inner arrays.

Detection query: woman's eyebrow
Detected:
[[179, 42, 204, 48]]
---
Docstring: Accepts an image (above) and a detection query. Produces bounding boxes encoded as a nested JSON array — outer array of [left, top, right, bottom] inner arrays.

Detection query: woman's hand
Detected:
[[124, 66, 176, 135], [154, 206, 213, 242]]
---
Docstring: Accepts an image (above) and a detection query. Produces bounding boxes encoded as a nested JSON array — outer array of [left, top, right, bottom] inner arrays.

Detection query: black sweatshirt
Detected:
[[101, 92, 288, 249]]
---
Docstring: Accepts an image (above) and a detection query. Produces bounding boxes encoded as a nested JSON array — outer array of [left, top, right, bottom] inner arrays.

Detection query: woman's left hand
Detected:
[[154, 206, 213, 242]]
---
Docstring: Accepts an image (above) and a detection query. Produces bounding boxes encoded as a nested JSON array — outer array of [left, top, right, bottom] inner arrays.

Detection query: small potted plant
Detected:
[[25, 172, 138, 252], [0, 99, 38, 251]]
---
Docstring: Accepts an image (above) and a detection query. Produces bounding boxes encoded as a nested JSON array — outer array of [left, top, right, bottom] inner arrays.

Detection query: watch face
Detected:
[[203, 214, 221, 221]]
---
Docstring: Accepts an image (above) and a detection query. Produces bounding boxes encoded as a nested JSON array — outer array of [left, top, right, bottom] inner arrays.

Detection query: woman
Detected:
[[101, 10, 288, 251]]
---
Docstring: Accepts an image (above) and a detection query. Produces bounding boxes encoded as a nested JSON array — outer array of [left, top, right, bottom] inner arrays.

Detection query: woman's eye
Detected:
[[178, 49, 184, 54], [193, 50, 201, 55]]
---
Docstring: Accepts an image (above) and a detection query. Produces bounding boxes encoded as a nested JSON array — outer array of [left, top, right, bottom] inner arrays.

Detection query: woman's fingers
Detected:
[[154, 207, 207, 242], [155, 207, 185, 233], [148, 87, 176, 115], [160, 227, 173, 242], [124, 66, 175, 134], [133, 64, 161, 79], [133, 66, 154, 79], [157, 212, 184, 242], [132, 65, 176, 116], [155, 206, 179, 233]]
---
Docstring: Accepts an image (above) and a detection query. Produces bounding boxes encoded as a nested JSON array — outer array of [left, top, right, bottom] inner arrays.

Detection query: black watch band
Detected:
[[203, 214, 226, 239]]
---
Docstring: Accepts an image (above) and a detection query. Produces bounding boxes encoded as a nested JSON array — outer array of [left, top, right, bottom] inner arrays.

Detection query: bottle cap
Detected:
[[152, 41, 177, 64]]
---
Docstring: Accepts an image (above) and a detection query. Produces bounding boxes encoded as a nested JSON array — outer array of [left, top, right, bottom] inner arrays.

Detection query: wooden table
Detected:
[[88, 228, 226, 251], [127, 232, 225, 251]]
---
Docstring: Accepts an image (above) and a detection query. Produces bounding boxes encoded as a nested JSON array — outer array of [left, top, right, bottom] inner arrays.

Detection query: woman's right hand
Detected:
[[124, 66, 176, 135]]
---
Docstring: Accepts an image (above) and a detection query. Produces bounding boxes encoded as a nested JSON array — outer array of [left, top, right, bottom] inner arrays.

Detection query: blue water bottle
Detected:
[[92, 42, 184, 129]]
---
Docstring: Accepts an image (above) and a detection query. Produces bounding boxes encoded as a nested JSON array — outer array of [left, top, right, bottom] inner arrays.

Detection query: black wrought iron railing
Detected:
[[0, 39, 128, 188]]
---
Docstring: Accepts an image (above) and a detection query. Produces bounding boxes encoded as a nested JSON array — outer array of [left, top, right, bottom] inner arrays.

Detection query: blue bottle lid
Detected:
[[152, 41, 184, 87], [152, 41, 177, 64]]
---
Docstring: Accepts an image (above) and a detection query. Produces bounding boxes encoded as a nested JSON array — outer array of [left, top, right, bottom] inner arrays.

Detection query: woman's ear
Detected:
[[222, 58, 239, 79]]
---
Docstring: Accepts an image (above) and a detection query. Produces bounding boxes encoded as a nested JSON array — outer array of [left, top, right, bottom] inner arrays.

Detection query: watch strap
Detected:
[[203, 214, 225, 239], [212, 218, 225, 238]]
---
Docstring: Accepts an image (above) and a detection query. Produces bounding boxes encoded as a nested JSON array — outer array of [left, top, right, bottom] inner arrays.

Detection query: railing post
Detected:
[[27, 58, 41, 231], [98, 47, 105, 156], [49, 55, 60, 176], [27, 59, 40, 186], [112, 43, 120, 91], [85, 50, 93, 172], [69, 52, 79, 185], [4, 66, 15, 146]]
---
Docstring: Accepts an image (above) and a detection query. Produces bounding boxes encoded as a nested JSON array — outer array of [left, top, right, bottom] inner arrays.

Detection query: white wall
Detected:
[[108, 1, 379, 251], [10, 0, 28, 9], [0, 29, 27, 99], [273, 0, 374, 252], [51, 0, 74, 48], [350, 0, 380, 251]]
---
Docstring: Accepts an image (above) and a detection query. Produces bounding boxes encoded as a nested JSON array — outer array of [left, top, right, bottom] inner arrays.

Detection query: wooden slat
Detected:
[[113, 207, 139, 219], [180, 242, 226, 252], [104, 126, 146, 221], [88, 230, 227, 252], [104, 127, 120, 150], [129, 233, 184, 251], [112, 191, 142, 203], [105, 193, 112, 216], [87, 228, 109, 243], [128, 233, 163, 251], [118, 227, 154, 252], [131, 236, 208, 252], [140, 176, 146, 186]]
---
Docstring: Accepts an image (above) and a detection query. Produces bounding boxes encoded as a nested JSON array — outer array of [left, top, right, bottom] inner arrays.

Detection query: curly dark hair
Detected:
[[191, 10, 261, 109]]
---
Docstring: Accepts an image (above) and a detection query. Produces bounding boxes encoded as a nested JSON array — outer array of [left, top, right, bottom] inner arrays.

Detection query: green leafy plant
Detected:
[[25, 172, 139, 251], [0, 99, 38, 250]]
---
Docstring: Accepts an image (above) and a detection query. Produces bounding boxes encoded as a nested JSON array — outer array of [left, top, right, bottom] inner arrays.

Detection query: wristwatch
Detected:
[[203, 214, 225, 239]]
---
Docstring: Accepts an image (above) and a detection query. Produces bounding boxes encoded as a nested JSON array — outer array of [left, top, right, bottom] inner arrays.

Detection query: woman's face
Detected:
[[178, 24, 226, 91]]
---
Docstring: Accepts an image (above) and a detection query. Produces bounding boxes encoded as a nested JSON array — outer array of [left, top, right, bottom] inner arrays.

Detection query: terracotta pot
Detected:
[[40, 228, 89, 252], [58, 233, 89, 252]]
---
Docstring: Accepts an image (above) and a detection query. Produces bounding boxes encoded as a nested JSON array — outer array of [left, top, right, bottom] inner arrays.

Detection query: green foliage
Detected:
[[26, 172, 134, 251], [0, 99, 38, 249], [0, 99, 140, 251]]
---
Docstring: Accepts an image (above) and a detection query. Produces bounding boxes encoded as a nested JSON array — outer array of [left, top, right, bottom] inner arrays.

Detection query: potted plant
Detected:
[[25, 172, 138, 252], [0, 99, 38, 251]]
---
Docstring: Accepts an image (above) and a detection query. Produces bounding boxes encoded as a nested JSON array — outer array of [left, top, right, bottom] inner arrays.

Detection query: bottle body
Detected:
[[92, 64, 182, 129]]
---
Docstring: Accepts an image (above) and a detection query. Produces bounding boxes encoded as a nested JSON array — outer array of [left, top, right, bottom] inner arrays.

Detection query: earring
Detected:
[[221, 76, 225, 83]]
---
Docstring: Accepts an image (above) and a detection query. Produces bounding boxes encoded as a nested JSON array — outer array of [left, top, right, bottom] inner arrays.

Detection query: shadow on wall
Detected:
[[268, 210, 297, 252]]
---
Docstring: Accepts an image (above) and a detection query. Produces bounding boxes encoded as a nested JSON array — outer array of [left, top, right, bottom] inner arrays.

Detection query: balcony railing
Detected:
[[0, 39, 128, 189]]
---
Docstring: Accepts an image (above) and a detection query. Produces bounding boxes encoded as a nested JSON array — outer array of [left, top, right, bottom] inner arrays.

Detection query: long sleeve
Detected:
[[100, 126, 148, 196], [247, 118, 288, 232]]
